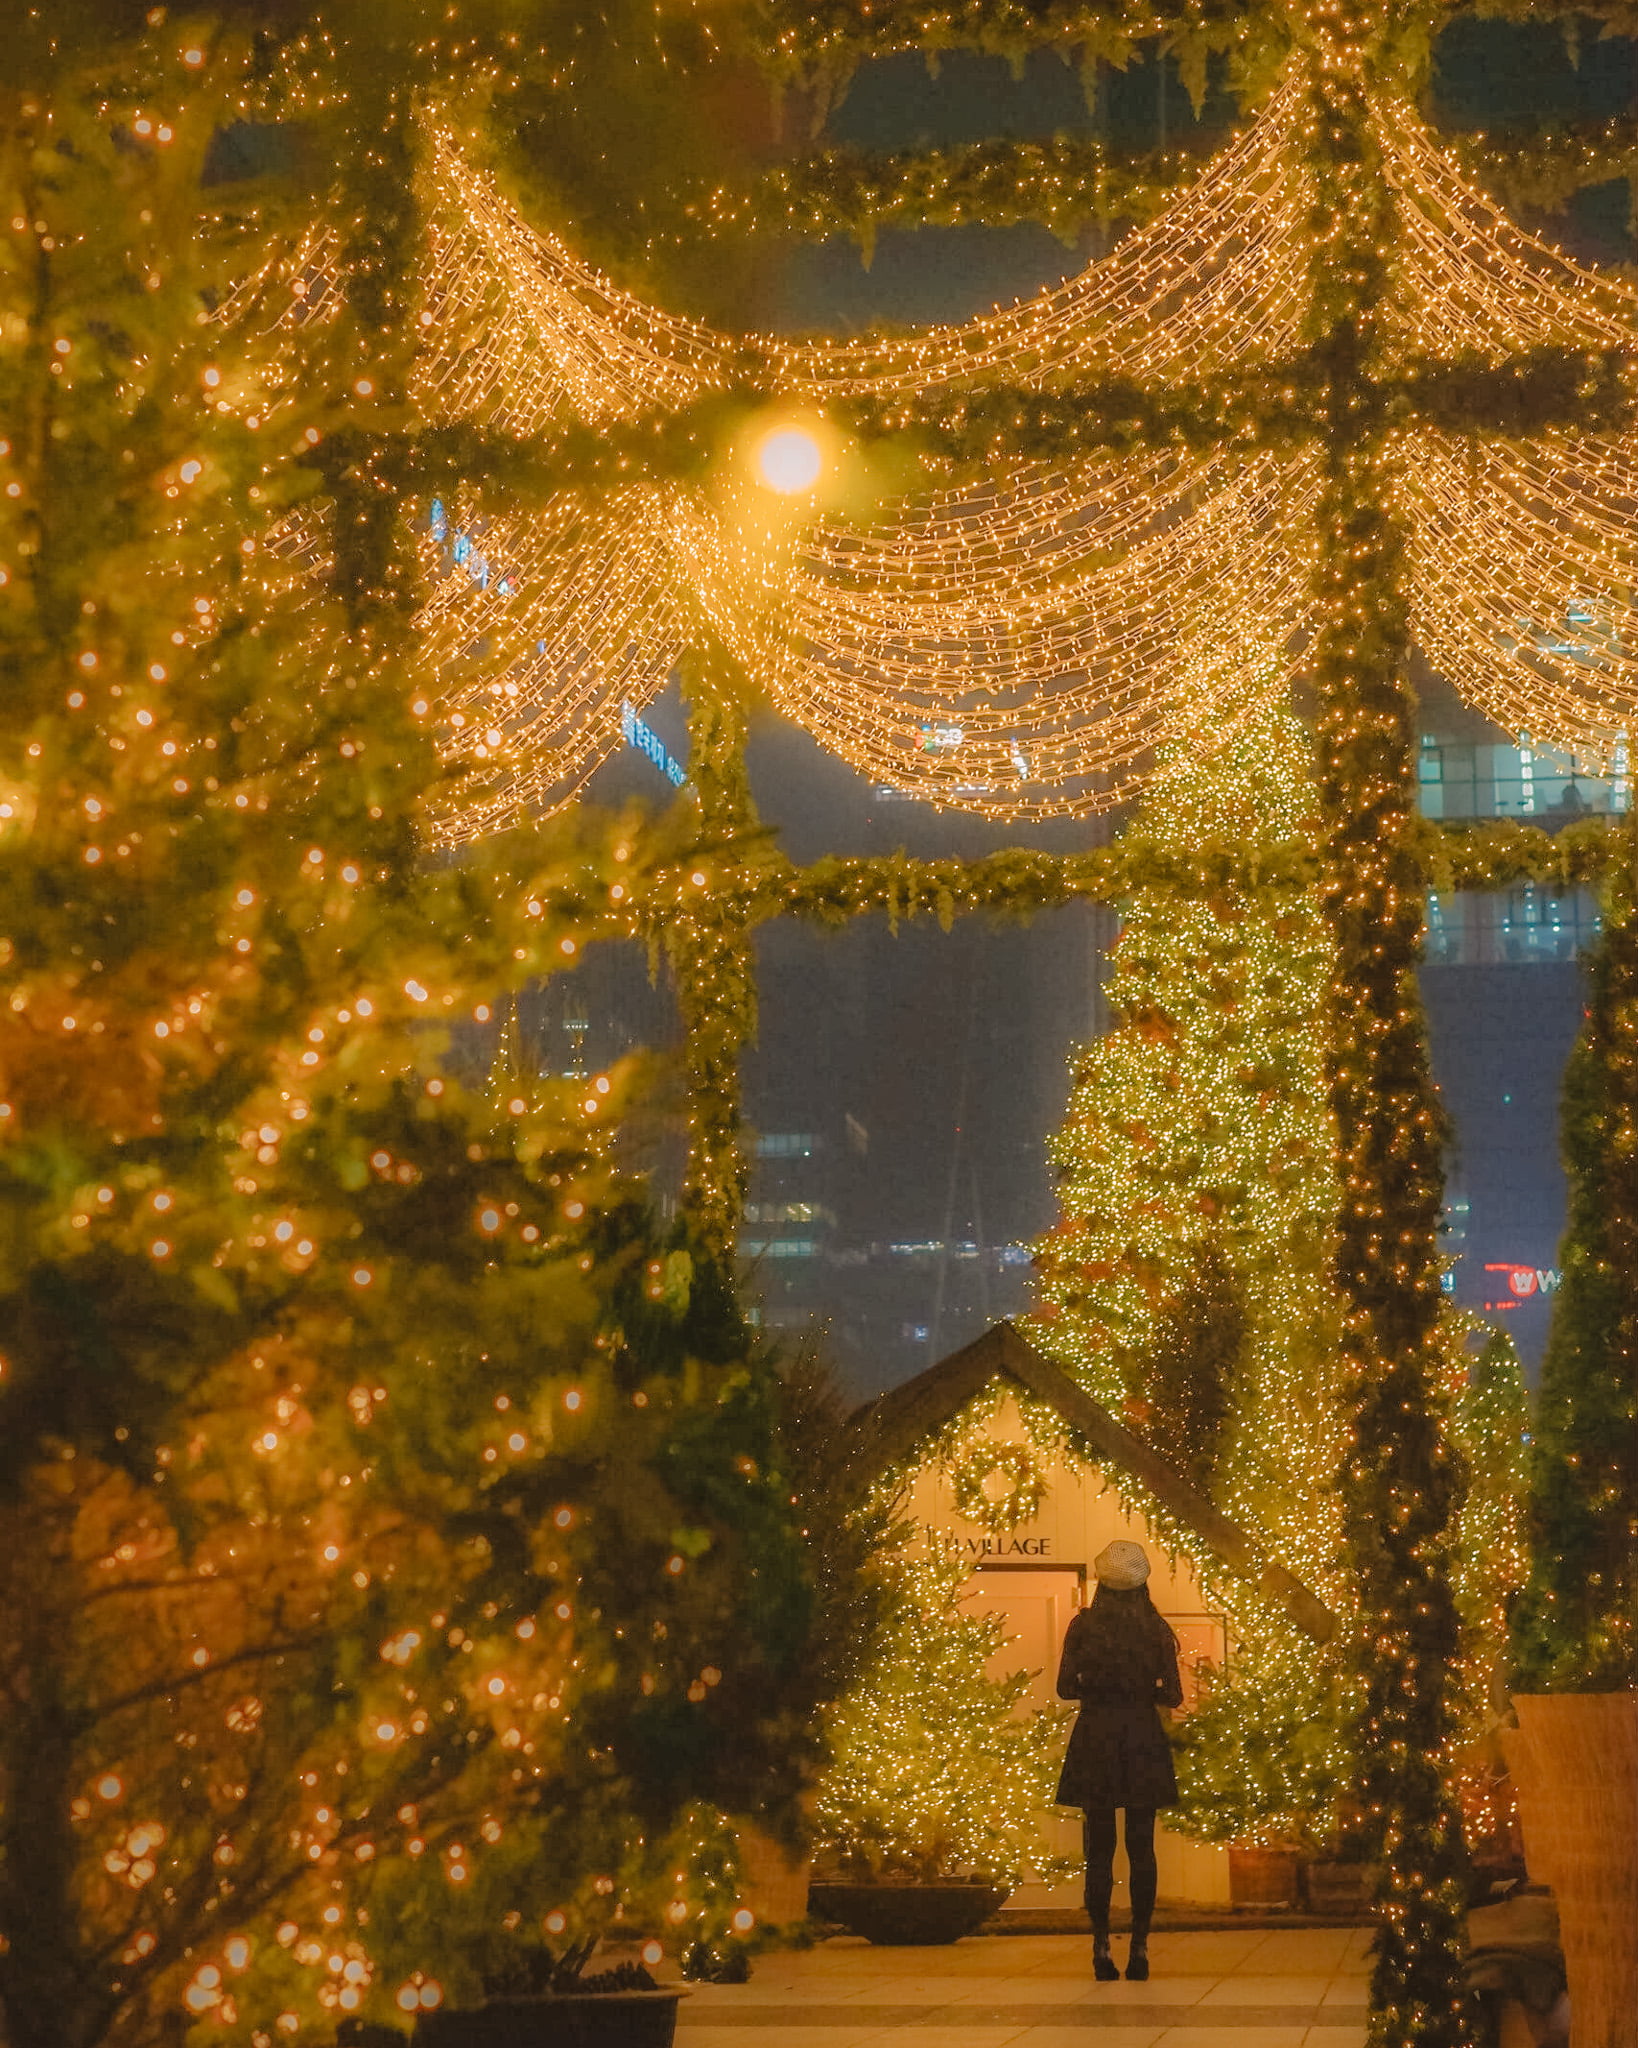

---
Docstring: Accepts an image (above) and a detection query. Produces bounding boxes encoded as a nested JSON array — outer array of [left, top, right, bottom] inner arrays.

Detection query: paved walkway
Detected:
[[675, 1928, 1373, 2047]]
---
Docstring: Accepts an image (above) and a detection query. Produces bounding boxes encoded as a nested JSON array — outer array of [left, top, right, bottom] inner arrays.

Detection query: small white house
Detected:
[[851, 1322, 1337, 1910]]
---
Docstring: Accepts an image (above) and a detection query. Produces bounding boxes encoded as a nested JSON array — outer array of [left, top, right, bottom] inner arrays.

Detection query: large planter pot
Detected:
[[1503, 1692, 1638, 2048], [414, 1990, 685, 2048], [807, 1881, 1008, 1945], [735, 1822, 812, 1927], [1301, 1862, 1379, 1917], [1228, 1848, 1299, 1909]]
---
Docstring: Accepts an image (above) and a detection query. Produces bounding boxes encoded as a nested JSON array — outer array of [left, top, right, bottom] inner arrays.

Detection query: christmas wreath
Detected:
[[949, 1441, 1048, 1532]]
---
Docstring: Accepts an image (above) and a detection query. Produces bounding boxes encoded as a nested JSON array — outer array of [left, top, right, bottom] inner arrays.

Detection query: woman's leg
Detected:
[[1122, 1806, 1159, 1979], [1082, 1805, 1117, 1933], [1082, 1806, 1120, 1977], [1123, 1805, 1158, 1932]]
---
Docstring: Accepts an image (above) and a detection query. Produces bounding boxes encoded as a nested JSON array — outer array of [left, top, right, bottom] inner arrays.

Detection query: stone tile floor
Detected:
[[672, 1928, 1374, 2047]]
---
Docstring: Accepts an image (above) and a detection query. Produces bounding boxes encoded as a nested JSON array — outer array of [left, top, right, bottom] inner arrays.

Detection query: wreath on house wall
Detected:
[[948, 1441, 1049, 1533]]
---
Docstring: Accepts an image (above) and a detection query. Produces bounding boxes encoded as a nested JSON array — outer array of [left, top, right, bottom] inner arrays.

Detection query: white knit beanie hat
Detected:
[[1093, 1539, 1151, 1590]]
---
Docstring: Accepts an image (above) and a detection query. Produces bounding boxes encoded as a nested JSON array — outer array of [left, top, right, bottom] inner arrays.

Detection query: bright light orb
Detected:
[[756, 428, 823, 496]]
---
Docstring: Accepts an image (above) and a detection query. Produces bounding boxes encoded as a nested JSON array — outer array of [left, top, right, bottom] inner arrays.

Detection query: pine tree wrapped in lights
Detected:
[[1035, 703, 1346, 1592], [813, 1527, 1072, 1890], [1512, 850, 1638, 1694], [0, 18, 823, 2047]]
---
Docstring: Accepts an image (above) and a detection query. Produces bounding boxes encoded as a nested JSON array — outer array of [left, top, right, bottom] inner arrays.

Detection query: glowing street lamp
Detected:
[[755, 426, 823, 496]]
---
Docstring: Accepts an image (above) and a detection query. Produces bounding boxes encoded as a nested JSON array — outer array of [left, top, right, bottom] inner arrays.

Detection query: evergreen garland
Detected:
[[705, 120, 1638, 260], [711, 134, 1226, 257], [1302, 29, 1474, 2042], [664, 650, 764, 1258], [448, 348, 1637, 504], [746, 0, 1250, 82]]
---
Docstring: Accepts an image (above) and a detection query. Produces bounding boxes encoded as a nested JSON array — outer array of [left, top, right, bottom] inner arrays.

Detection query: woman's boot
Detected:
[[1124, 1933, 1150, 1982], [1092, 1934, 1119, 1983]]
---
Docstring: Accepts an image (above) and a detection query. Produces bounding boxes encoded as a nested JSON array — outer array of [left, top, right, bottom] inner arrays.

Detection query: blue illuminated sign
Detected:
[[427, 499, 512, 596], [621, 700, 688, 788], [428, 501, 687, 791]]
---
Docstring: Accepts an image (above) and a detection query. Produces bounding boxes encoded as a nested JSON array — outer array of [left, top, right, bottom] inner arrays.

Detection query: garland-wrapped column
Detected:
[[665, 647, 759, 1258], [1302, 18, 1474, 2044]]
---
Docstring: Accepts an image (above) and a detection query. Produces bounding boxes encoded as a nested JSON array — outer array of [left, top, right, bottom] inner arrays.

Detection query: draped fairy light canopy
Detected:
[[250, 70, 1638, 842]]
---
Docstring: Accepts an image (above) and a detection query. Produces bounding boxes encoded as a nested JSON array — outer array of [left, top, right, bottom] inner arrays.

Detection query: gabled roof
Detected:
[[850, 1320, 1337, 1646]]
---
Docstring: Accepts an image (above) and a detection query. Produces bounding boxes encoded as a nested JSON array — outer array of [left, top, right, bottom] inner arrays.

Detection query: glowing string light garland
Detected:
[[250, 69, 1638, 848]]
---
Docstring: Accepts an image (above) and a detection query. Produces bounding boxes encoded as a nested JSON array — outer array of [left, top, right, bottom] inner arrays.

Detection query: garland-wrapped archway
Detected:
[[243, 22, 1638, 2039]]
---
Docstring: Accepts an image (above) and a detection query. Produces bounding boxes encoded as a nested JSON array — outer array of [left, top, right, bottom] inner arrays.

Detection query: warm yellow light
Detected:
[[249, 82, 1638, 845], [755, 427, 822, 495]]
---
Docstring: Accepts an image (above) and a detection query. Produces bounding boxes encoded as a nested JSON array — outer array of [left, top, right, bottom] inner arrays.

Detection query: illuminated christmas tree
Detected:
[[813, 1529, 1071, 1889], [1028, 704, 1353, 1850], [0, 19, 824, 2046], [1033, 702, 1346, 1605]]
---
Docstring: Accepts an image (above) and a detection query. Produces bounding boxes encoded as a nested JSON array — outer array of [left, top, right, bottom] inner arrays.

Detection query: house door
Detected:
[[962, 1565, 1084, 1708]]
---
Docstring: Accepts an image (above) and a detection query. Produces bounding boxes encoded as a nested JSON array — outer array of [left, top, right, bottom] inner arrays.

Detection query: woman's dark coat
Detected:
[[1053, 1599, 1183, 1809]]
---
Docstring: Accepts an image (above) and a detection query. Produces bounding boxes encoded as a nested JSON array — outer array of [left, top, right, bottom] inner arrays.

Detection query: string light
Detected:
[[249, 74, 1638, 845]]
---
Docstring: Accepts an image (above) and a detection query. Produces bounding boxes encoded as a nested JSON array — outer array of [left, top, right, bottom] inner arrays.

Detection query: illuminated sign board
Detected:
[[428, 498, 514, 597], [621, 701, 687, 787], [915, 723, 964, 752], [426, 502, 687, 792], [1483, 1261, 1563, 1310]]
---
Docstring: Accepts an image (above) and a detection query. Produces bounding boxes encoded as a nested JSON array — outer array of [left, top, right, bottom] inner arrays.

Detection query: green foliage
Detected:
[[709, 113, 1638, 262], [0, 20, 827, 2048], [1512, 856, 1638, 1692], [741, 0, 1283, 110], [1172, 1650, 1355, 1852], [712, 133, 1227, 259], [1459, 117, 1638, 232], [664, 655, 762, 1255], [1143, 1243, 1243, 1500], [1450, 1331, 1529, 1713]]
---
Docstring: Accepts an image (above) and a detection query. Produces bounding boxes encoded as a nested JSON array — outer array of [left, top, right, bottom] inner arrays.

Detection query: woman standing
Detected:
[[1055, 1540, 1183, 1982]]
